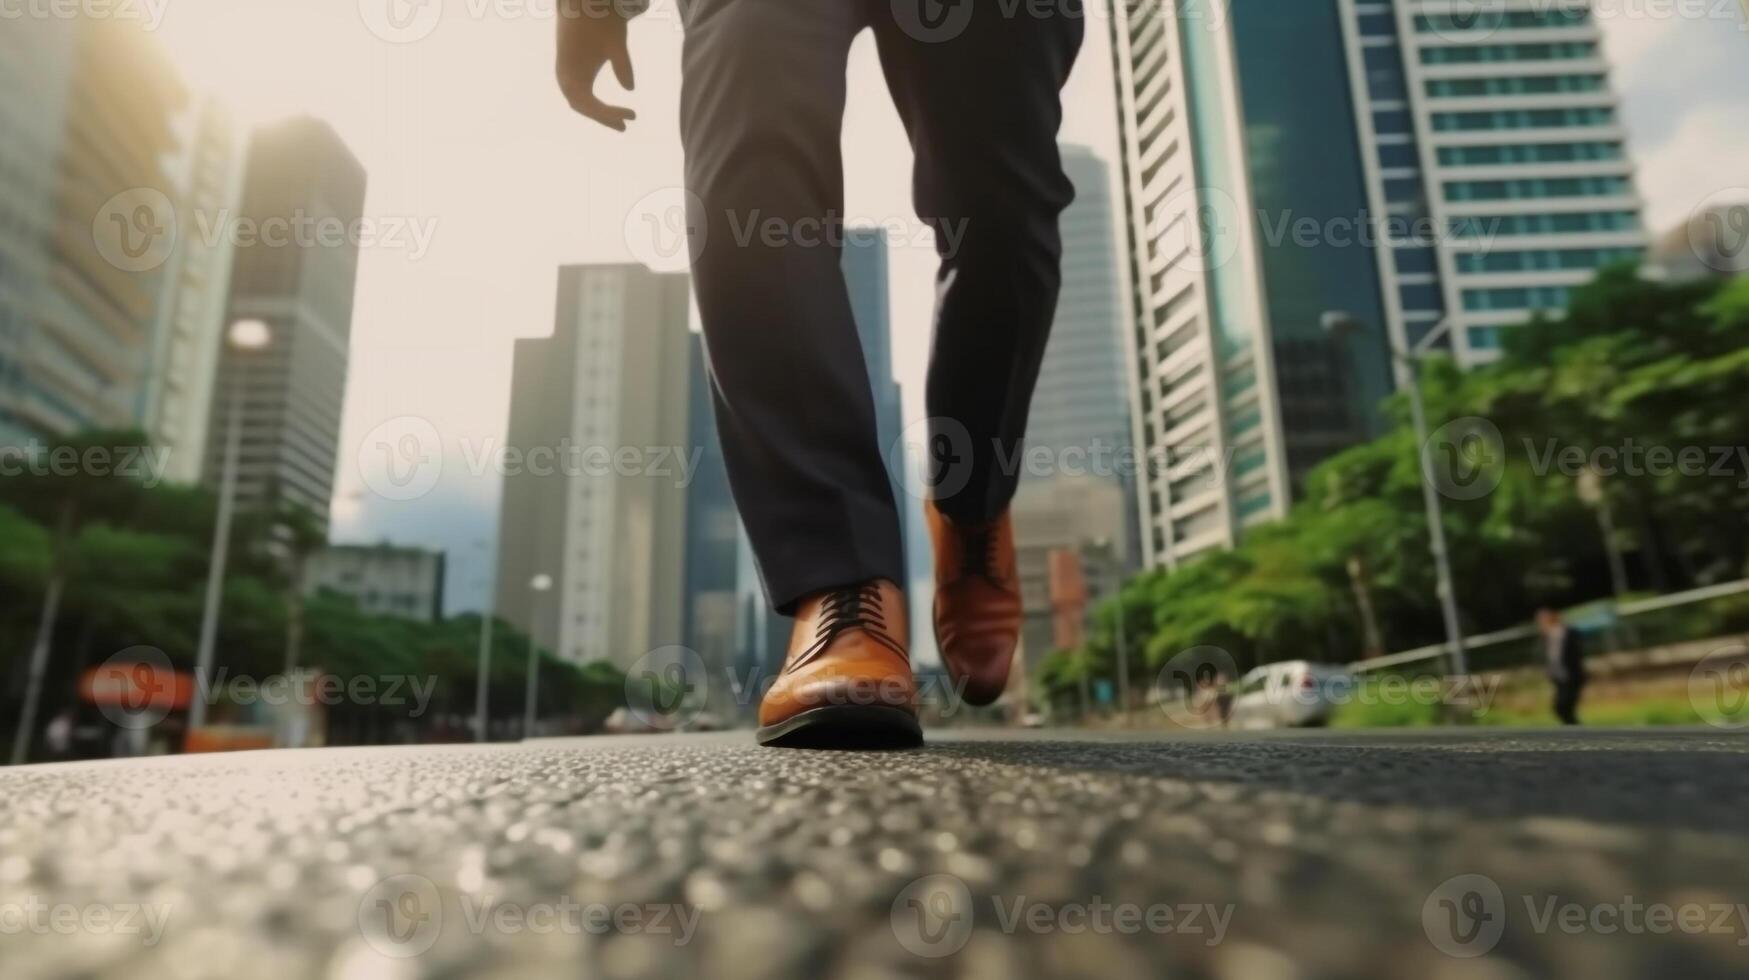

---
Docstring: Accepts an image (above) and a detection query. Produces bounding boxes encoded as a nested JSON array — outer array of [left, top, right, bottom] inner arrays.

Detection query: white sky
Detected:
[[149, 1, 1749, 612]]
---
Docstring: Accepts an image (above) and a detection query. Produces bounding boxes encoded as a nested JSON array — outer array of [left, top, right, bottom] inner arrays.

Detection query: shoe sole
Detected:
[[755, 704, 923, 750]]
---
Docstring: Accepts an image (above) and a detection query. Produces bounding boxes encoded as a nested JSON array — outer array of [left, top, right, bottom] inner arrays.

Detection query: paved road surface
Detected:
[[3, 729, 1747, 979]]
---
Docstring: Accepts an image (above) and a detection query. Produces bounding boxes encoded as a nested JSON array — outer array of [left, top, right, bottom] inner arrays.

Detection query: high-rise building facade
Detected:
[[1008, 145, 1141, 664], [1025, 146, 1134, 490], [1335, 0, 1648, 363], [203, 117, 366, 525], [144, 99, 245, 483], [842, 226, 907, 537], [0, 18, 187, 444], [495, 264, 693, 666], [682, 333, 740, 713], [1106, 0, 1643, 569]]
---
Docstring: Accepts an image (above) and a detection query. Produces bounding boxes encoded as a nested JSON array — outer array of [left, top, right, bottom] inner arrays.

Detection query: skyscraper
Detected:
[[842, 226, 906, 525], [1334, 0, 1649, 363], [1106, 0, 1644, 569], [143, 98, 246, 484], [1025, 146, 1134, 494], [1011, 145, 1139, 665], [0, 18, 187, 444], [682, 332, 740, 713], [203, 116, 366, 526], [495, 264, 693, 666]]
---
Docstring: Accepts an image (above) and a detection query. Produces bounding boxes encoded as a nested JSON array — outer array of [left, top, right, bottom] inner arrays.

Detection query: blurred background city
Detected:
[[3, 0, 1749, 765]]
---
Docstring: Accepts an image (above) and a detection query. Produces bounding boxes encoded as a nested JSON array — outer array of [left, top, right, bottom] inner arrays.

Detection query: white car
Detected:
[[1227, 661, 1353, 729]]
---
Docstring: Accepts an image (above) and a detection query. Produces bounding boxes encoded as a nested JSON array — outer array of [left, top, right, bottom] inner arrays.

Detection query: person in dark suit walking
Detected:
[[1537, 608, 1586, 725], [554, 0, 1082, 746]]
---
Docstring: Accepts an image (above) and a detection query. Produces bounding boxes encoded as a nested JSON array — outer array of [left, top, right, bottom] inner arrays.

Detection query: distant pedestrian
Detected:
[[44, 709, 74, 760], [1537, 608, 1586, 725]]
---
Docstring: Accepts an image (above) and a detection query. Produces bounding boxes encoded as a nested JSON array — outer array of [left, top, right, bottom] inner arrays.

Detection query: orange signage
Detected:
[[80, 661, 195, 712]]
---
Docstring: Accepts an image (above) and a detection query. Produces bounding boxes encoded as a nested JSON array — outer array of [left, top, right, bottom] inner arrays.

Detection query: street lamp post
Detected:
[[473, 540, 497, 743], [1322, 312, 1471, 682], [524, 573, 553, 739], [188, 319, 272, 732]]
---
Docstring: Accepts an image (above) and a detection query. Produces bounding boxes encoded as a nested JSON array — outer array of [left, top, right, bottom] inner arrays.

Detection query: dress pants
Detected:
[[681, 0, 1083, 613]]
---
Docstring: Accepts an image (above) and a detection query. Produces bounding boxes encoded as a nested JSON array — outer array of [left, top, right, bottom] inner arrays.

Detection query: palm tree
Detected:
[[8, 430, 150, 765]]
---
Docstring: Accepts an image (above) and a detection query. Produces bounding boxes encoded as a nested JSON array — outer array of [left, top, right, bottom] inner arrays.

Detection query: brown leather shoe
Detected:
[[756, 579, 922, 748], [928, 502, 1022, 706]]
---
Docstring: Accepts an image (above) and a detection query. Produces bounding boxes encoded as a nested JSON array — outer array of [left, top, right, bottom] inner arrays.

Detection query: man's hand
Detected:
[[556, 1, 636, 131]]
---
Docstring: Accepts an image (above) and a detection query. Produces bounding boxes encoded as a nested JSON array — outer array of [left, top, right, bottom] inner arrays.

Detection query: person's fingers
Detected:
[[609, 41, 635, 92], [558, 54, 636, 131], [571, 90, 637, 131]]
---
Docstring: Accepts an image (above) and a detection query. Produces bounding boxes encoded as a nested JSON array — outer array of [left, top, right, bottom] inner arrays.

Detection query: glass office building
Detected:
[[1107, 0, 1645, 569], [1336, 0, 1648, 363]]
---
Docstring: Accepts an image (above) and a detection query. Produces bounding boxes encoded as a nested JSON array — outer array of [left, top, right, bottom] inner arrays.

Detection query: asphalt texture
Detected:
[[3, 728, 1748, 980]]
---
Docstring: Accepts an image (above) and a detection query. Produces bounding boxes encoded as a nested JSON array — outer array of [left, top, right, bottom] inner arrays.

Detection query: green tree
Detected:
[[5, 430, 152, 764]]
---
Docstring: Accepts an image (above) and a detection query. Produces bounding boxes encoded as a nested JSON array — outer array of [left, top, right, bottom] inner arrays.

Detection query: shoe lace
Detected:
[[820, 582, 887, 639]]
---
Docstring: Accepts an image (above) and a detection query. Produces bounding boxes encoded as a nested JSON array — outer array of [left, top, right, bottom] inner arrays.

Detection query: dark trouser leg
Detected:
[[1553, 682, 1581, 725], [871, 1, 1084, 523], [681, 0, 904, 613]]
